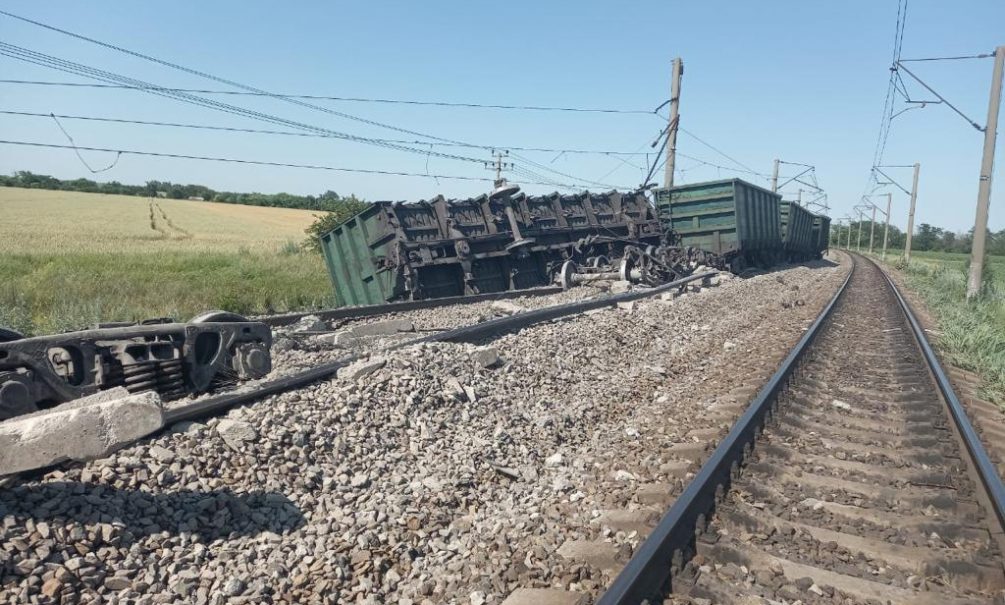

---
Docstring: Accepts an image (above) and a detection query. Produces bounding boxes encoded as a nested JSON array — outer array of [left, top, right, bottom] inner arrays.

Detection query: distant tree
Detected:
[[939, 231, 957, 252], [914, 223, 943, 251]]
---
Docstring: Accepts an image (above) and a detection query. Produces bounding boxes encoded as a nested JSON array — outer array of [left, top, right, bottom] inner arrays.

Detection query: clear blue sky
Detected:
[[1, 1, 1002, 232]]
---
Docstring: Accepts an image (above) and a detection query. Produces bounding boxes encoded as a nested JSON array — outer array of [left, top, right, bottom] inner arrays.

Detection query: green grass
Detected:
[[894, 251, 1005, 404], [0, 188, 334, 335]]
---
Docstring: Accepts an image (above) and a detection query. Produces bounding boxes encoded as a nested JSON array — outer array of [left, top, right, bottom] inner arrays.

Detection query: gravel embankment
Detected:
[[0, 257, 849, 605], [268, 285, 610, 375]]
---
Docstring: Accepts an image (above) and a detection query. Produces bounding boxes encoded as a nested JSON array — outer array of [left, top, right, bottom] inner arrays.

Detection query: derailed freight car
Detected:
[[319, 187, 669, 306], [655, 178, 831, 268], [779, 200, 817, 261], [654, 179, 783, 272], [811, 214, 831, 259]]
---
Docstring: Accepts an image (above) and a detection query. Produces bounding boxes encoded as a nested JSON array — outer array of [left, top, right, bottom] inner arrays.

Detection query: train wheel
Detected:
[[189, 310, 250, 323], [559, 261, 578, 291]]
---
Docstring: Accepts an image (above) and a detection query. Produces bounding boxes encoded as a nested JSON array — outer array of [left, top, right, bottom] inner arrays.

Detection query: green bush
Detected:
[[303, 195, 369, 253]]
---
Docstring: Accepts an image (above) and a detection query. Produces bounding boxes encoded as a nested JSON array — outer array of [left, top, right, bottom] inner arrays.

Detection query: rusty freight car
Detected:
[[319, 185, 669, 306]]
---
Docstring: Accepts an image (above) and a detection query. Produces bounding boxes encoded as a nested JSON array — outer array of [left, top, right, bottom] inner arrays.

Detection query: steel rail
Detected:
[[258, 286, 565, 328], [597, 259, 855, 605], [873, 257, 1005, 534], [166, 271, 715, 424]]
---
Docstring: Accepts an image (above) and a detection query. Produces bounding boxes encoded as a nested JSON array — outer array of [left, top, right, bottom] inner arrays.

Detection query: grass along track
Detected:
[[886, 250, 1005, 406], [0, 187, 332, 335]]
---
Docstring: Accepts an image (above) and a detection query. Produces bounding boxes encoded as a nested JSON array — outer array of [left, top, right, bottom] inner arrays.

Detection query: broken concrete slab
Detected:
[[490, 300, 525, 315], [471, 347, 501, 369], [0, 391, 164, 476], [216, 419, 257, 450], [557, 539, 623, 572], [501, 588, 587, 605], [337, 357, 387, 381], [314, 331, 357, 346], [350, 319, 415, 337]]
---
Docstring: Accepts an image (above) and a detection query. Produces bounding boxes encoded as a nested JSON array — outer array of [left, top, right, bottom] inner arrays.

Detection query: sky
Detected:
[[0, 1, 1003, 232]]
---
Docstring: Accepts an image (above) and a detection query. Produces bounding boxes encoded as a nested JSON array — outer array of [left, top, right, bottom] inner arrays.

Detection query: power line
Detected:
[[675, 152, 771, 178], [48, 113, 121, 173], [899, 53, 995, 62], [0, 109, 655, 157], [862, 0, 909, 205], [0, 10, 622, 190], [0, 42, 492, 167], [678, 127, 763, 178], [0, 79, 656, 115], [0, 138, 593, 186]]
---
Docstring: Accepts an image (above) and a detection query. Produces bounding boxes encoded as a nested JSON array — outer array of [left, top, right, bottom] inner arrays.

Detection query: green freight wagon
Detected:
[[779, 200, 816, 261], [811, 214, 831, 259], [319, 189, 664, 306], [655, 178, 782, 272]]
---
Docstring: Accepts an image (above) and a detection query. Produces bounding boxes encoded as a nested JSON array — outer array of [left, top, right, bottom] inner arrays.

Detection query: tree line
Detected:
[[832, 220, 1005, 256], [0, 170, 358, 212]]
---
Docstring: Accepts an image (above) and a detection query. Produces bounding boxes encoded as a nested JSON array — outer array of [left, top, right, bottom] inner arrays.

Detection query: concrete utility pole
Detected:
[[797, 189, 802, 206], [771, 159, 780, 192], [967, 45, 1005, 299], [857, 210, 864, 252], [882, 193, 892, 261], [847, 219, 853, 249], [868, 205, 877, 254], [905, 163, 920, 263], [663, 57, 684, 189]]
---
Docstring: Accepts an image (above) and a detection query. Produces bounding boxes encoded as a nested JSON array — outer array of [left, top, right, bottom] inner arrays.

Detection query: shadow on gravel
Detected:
[[0, 482, 304, 541]]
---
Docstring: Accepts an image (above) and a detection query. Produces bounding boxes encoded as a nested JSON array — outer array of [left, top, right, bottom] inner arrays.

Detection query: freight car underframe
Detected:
[[385, 222, 720, 299], [0, 315, 273, 421]]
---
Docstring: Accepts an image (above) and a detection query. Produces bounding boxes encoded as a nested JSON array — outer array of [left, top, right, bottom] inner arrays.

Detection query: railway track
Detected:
[[0, 260, 847, 604], [164, 272, 716, 425], [597, 254, 1005, 605], [256, 285, 567, 328]]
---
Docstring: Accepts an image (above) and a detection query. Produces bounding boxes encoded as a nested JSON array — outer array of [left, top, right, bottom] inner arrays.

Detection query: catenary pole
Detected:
[[905, 163, 920, 263], [857, 209, 864, 252], [869, 205, 877, 254], [771, 159, 779, 192], [663, 57, 683, 188], [967, 45, 1005, 299], [882, 193, 892, 261]]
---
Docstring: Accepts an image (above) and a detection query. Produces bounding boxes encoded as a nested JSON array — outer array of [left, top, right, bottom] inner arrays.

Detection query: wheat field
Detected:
[[0, 187, 335, 334]]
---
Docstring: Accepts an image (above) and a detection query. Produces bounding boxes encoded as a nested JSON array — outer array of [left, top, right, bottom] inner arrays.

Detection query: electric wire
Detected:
[[678, 127, 763, 179], [0, 11, 622, 190], [0, 138, 590, 186], [0, 79, 655, 114], [48, 112, 121, 173], [898, 53, 995, 62], [0, 42, 489, 166], [0, 110, 661, 161]]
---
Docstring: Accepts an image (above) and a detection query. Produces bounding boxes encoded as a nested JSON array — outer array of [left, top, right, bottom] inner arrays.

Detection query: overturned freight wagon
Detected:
[[811, 214, 831, 259], [654, 179, 782, 272], [319, 188, 668, 306], [779, 200, 817, 261]]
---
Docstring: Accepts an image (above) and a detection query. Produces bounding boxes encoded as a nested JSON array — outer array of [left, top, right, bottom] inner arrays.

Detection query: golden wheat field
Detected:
[[0, 187, 335, 334], [0, 187, 319, 253]]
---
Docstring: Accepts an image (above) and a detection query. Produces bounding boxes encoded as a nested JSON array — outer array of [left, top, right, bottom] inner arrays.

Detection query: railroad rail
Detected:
[[257, 285, 565, 327], [167, 271, 715, 424], [598, 253, 1005, 604]]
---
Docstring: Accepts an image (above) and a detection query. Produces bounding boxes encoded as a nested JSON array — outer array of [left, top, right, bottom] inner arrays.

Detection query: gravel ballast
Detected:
[[0, 258, 849, 604]]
